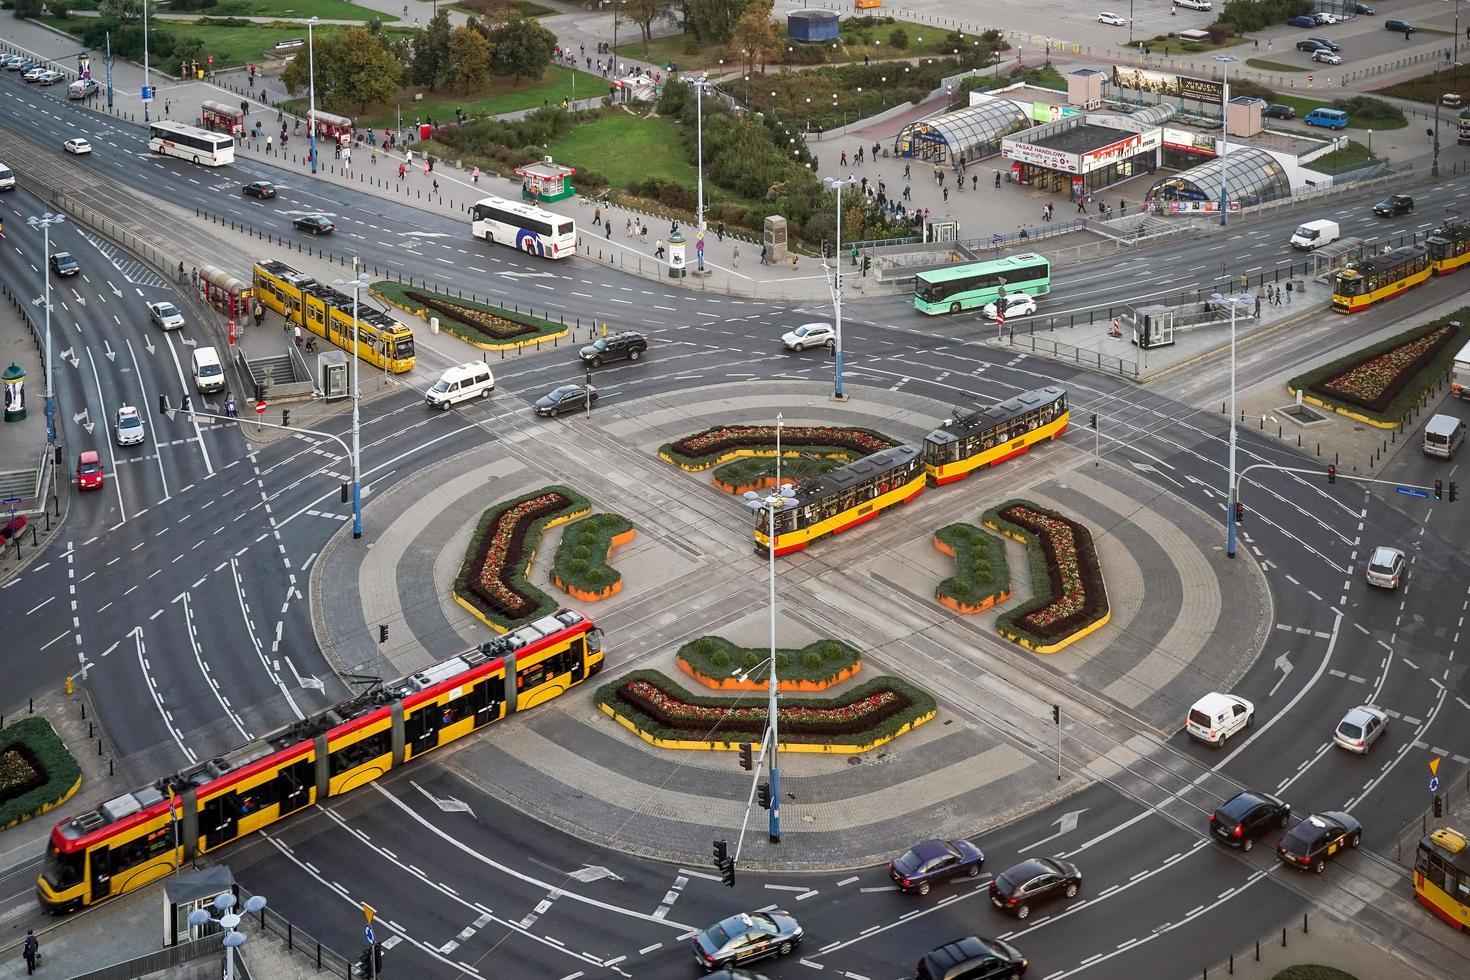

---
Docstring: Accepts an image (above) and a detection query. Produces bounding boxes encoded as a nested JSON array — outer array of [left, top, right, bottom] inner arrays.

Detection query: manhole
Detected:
[[847, 756, 863, 765]]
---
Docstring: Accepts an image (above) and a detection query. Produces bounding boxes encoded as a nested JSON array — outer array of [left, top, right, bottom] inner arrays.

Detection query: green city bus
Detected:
[[914, 254, 1053, 316]]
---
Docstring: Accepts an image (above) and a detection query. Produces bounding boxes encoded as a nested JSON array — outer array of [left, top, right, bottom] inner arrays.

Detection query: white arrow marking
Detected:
[[71, 289, 86, 307], [1130, 461, 1158, 473], [109, 280, 123, 298], [284, 655, 325, 691], [1019, 808, 1089, 852], [103, 339, 115, 362], [145, 334, 155, 355], [567, 865, 624, 883], [61, 347, 78, 368], [401, 231, 451, 238], [1269, 652, 1294, 697], [495, 270, 557, 279], [412, 780, 477, 818]]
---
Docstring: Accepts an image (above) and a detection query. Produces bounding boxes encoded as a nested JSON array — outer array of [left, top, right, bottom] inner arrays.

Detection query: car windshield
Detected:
[[430, 380, 450, 393], [156, 304, 178, 317], [200, 365, 222, 377], [1337, 721, 1363, 738], [80, 461, 100, 474], [896, 849, 922, 870], [590, 339, 608, 351]]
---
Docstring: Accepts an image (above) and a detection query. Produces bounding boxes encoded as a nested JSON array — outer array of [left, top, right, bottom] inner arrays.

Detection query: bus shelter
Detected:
[[308, 109, 353, 142], [516, 160, 577, 203], [198, 265, 254, 320], [200, 100, 245, 136]]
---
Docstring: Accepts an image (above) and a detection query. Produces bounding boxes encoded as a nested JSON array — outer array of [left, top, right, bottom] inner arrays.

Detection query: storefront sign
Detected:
[[1003, 139, 1078, 173], [1080, 129, 1161, 173], [1110, 66, 1225, 106]]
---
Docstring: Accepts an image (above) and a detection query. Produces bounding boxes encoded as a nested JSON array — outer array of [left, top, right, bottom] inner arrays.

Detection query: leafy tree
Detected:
[[489, 16, 555, 87], [281, 27, 403, 113], [684, 0, 741, 44], [623, 0, 673, 47], [98, 0, 141, 20], [172, 35, 205, 71], [13, 0, 46, 16], [411, 9, 453, 88], [729, 0, 777, 75], [48, 0, 73, 18], [1216, 0, 1313, 33], [447, 25, 490, 94]]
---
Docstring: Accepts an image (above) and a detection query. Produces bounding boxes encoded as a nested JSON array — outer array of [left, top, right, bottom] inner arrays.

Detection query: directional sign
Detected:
[[1396, 486, 1430, 499], [1430, 775, 1441, 794], [364, 924, 375, 945], [1430, 757, 1442, 776], [362, 903, 375, 925]]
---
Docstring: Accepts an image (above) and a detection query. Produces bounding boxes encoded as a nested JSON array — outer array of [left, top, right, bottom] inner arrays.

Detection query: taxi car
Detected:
[[114, 405, 145, 446], [692, 910, 803, 972], [1277, 812, 1361, 873]]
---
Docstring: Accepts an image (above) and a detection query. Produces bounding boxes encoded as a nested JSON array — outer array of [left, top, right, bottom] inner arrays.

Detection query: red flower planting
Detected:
[[618, 677, 912, 737], [996, 503, 1108, 642], [1312, 325, 1454, 413], [468, 491, 574, 617], [663, 425, 896, 468]]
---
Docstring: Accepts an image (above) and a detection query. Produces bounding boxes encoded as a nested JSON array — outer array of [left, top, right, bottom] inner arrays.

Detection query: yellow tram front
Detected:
[[1331, 244, 1431, 313]]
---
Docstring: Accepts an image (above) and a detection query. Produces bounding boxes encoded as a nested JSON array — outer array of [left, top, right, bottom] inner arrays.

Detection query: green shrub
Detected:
[[888, 27, 908, 49], [0, 718, 82, 830], [934, 523, 1011, 609], [742, 651, 761, 671], [824, 642, 844, 662], [775, 652, 791, 670], [710, 648, 731, 667], [552, 512, 634, 596], [679, 636, 862, 684], [802, 651, 823, 670]]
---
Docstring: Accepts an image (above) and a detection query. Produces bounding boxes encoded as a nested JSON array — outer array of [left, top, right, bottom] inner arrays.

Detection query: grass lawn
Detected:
[[1374, 62, 1470, 105], [42, 17, 410, 70], [1273, 94, 1408, 130], [1247, 58, 1309, 73], [189, 0, 397, 20], [1310, 140, 1375, 171], [354, 65, 582, 128], [543, 111, 696, 191]]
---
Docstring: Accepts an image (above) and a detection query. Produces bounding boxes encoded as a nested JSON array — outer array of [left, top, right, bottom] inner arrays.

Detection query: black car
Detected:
[[1262, 103, 1296, 120], [49, 252, 79, 276], [1209, 790, 1290, 851], [293, 214, 334, 234], [692, 910, 802, 972], [989, 857, 1082, 919], [242, 180, 277, 199], [1385, 19, 1415, 34], [917, 936, 1028, 980], [890, 838, 986, 895], [1354, 3, 1375, 13], [1296, 40, 1328, 53], [1277, 811, 1361, 873], [1306, 36, 1341, 52], [1373, 194, 1414, 217], [534, 383, 598, 417], [579, 330, 648, 367]]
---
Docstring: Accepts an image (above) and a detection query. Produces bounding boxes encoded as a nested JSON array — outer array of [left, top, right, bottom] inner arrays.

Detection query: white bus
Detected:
[[148, 120, 235, 166], [470, 196, 576, 259]]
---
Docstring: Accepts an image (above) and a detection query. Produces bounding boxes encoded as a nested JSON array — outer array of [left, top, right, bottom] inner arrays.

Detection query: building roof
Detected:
[[1035, 123, 1138, 153]]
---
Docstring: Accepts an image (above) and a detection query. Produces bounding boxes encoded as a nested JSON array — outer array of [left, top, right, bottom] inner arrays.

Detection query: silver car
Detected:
[[114, 405, 146, 446], [148, 301, 185, 330], [1333, 705, 1387, 754], [1365, 546, 1405, 588], [37, 69, 63, 85]]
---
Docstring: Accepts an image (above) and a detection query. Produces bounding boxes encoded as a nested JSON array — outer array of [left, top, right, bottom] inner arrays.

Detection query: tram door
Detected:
[[88, 845, 112, 900], [568, 636, 586, 684], [404, 705, 442, 755], [278, 758, 313, 815], [202, 793, 240, 849]]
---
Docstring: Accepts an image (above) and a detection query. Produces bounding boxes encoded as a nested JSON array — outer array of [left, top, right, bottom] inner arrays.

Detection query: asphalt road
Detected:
[[2, 67, 1469, 980]]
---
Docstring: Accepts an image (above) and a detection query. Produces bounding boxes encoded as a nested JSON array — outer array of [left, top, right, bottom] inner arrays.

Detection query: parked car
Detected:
[[692, 911, 802, 972], [114, 405, 145, 447], [63, 137, 93, 155], [989, 857, 1082, 919], [23, 65, 47, 82], [0, 55, 23, 69], [1172, 0, 1212, 10], [781, 321, 836, 351], [889, 839, 986, 895], [1098, 12, 1127, 26], [1262, 103, 1297, 119], [37, 69, 63, 85], [1209, 791, 1291, 852], [1385, 19, 1415, 34], [49, 252, 79, 277], [147, 300, 185, 330], [76, 450, 104, 490], [534, 383, 597, 417], [1373, 194, 1414, 216], [982, 294, 1038, 321], [292, 214, 334, 235], [1333, 705, 1388, 754], [1186, 692, 1253, 746], [1277, 812, 1361, 873], [1354, 3, 1376, 14], [1443, 93, 1464, 108], [1304, 108, 1349, 129], [915, 936, 1028, 980], [579, 330, 648, 367], [1308, 36, 1341, 52], [1312, 49, 1343, 65], [1314, 12, 1339, 25], [1365, 546, 1406, 588], [242, 180, 277, 199], [1286, 14, 1317, 28]]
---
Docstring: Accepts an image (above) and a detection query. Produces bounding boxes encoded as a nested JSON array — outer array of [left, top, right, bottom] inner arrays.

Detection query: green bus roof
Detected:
[[917, 253, 1050, 283]]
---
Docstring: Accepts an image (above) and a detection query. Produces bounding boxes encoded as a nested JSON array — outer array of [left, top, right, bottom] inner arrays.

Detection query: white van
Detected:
[[1186, 692, 1254, 747], [425, 361, 494, 409], [1424, 413, 1465, 459], [192, 346, 226, 393], [1290, 219, 1339, 250], [67, 78, 97, 100], [0, 162, 13, 192]]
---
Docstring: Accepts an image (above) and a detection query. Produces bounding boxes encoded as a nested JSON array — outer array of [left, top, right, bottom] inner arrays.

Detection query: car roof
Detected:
[[1217, 790, 1273, 819], [1002, 858, 1055, 881], [907, 839, 956, 862], [79, 450, 100, 462], [1191, 692, 1240, 713], [924, 935, 996, 968], [1369, 546, 1403, 563], [1341, 705, 1384, 724]]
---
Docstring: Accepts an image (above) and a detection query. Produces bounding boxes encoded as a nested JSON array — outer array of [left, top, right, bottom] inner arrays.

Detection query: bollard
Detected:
[[1281, 927, 1287, 947], [1255, 941, 1260, 961], [1278, 425, 1282, 438], [1229, 954, 1233, 975], [29, 697, 33, 713], [1317, 442, 1320, 456], [1303, 912, 1308, 933], [80, 700, 85, 718], [88, 722, 93, 737], [97, 738, 102, 755], [109, 758, 113, 776]]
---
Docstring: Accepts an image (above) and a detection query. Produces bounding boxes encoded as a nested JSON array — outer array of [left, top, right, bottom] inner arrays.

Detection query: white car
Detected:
[[1314, 12, 1339, 25], [1333, 704, 1387, 754], [114, 405, 145, 446], [1365, 546, 1405, 588], [1172, 0, 1211, 9], [982, 294, 1038, 321], [1098, 12, 1127, 26], [63, 137, 93, 155], [37, 69, 63, 85], [147, 300, 185, 330], [1186, 692, 1254, 747], [23, 66, 47, 82], [781, 321, 836, 351], [1312, 50, 1343, 65]]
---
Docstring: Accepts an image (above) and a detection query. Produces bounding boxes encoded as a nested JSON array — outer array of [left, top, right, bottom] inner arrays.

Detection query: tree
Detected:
[[411, 9, 453, 89], [281, 27, 403, 114], [729, 0, 777, 75], [623, 0, 673, 47], [172, 35, 205, 71], [489, 16, 556, 87], [684, 0, 741, 44], [48, 0, 74, 19], [447, 25, 490, 94], [13, 0, 46, 17], [97, 0, 141, 20]]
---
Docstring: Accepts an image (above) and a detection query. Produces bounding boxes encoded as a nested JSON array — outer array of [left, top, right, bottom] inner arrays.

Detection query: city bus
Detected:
[[1330, 243, 1431, 313], [914, 253, 1052, 316], [1414, 827, 1470, 930], [147, 120, 235, 166], [253, 259, 415, 373], [470, 196, 576, 259]]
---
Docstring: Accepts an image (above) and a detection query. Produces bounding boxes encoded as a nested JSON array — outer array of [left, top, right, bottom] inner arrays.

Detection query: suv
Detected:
[[579, 330, 647, 367], [1385, 19, 1415, 34], [1209, 791, 1290, 851], [49, 252, 79, 277], [1262, 103, 1296, 120], [1277, 812, 1361, 873], [1186, 692, 1253, 746], [916, 936, 1028, 979]]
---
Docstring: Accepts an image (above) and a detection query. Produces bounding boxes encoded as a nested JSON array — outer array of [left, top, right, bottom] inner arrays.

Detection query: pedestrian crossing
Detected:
[[83, 232, 168, 288]]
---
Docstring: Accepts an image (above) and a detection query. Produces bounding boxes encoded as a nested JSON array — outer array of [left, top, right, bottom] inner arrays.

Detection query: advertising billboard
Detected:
[[1002, 138, 1079, 173], [1110, 66, 1225, 106]]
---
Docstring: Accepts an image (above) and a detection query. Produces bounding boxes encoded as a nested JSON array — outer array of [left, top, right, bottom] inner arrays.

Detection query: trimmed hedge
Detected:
[[552, 512, 634, 597], [660, 424, 898, 470], [711, 454, 845, 490], [984, 499, 1108, 648], [596, 669, 936, 747], [1289, 314, 1469, 424], [0, 718, 82, 830], [370, 280, 566, 348], [1269, 969, 1359, 980], [934, 523, 1010, 609], [454, 485, 591, 631], [677, 636, 861, 685]]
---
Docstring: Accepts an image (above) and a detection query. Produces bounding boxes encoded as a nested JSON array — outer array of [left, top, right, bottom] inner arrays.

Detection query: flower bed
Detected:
[[0, 718, 82, 831], [710, 455, 846, 494], [454, 485, 591, 632], [983, 500, 1109, 653], [933, 523, 1011, 614], [659, 424, 897, 471], [596, 669, 936, 752], [1289, 314, 1469, 426], [370, 280, 567, 350], [676, 636, 862, 691], [551, 513, 635, 602]]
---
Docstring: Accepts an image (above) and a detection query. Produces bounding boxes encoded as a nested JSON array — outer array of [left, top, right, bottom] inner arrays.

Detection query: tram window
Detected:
[[235, 785, 274, 817], [111, 826, 174, 870], [328, 730, 390, 775]]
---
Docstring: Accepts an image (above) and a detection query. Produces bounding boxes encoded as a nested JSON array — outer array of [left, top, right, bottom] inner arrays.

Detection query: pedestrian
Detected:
[[371, 146, 377, 163], [732, 245, 740, 267], [294, 326, 303, 347], [23, 930, 38, 975], [1254, 38, 1259, 52], [1120, 200, 1127, 216], [423, 160, 430, 176], [334, 141, 341, 159], [1405, 27, 1411, 41], [432, 177, 439, 194], [716, 221, 725, 241], [605, 221, 612, 239], [1285, 280, 1293, 303], [972, 174, 978, 191], [760, 243, 768, 265], [1077, 197, 1086, 214], [594, 206, 602, 225], [626, 218, 632, 238], [995, 171, 1002, 188], [943, 186, 948, 202], [841, 150, 848, 167], [398, 162, 406, 180], [1267, 38, 1274, 52], [266, 135, 273, 154], [164, 99, 170, 117], [226, 394, 237, 418], [253, 301, 264, 327], [655, 238, 665, 259], [405, 148, 413, 167], [791, 253, 798, 271], [640, 223, 648, 243]]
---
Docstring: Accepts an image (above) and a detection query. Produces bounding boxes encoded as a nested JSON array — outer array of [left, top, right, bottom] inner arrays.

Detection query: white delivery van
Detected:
[[1290, 219, 1339, 250], [1424, 414, 1465, 459], [0, 162, 13, 192], [425, 361, 494, 409], [192, 346, 226, 393], [67, 79, 97, 99]]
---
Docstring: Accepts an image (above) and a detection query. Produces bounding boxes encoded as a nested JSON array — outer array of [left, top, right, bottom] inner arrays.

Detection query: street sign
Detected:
[[1430, 757, 1442, 776], [362, 903, 375, 924], [141, 84, 153, 102], [1430, 775, 1441, 793], [254, 400, 267, 415], [364, 924, 375, 945], [1396, 486, 1430, 499]]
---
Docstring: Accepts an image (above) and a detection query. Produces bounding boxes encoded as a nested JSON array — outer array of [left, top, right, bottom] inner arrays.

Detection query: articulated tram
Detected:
[[252, 259, 416, 373], [1429, 217, 1470, 277], [1332, 218, 1470, 313], [37, 611, 602, 912], [755, 387, 1069, 556]]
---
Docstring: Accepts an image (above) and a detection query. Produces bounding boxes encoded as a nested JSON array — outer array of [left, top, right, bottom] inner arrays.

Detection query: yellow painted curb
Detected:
[[998, 610, 1112, 654], [597, 702, 936, 754], [1285, 386, 1399, 430], [454, 505, 591, 632], [371, 288, 569, 352], [0, 773, 81, 831], [659, 447, 864, 473]]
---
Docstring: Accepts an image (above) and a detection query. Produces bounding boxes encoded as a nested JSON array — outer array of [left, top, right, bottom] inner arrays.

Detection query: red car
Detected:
[[77, 450, 104, 490]]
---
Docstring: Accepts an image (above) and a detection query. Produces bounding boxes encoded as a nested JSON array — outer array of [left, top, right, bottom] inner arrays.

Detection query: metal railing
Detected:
[[231, 881, 355, 978], [1003, 331, 1139, 379], [65, 937, 222, 980]]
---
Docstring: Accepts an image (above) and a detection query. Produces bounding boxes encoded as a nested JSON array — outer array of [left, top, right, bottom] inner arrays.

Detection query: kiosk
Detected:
[[515, 158, 578, 203]]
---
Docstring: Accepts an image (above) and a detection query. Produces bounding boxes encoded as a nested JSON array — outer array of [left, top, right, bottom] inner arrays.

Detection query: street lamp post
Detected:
[[691, 75, 709, 266], [187, 892, 268, 980], [823, 176, 856, 401], [743, 415, 789, 844], [334, 260, 369, 539], [307, 16, 320, 174], [27, 213, 65, 448], [1215, 55, 1240, 227], [141, 0, 151, 122], [1129, 0, 1134, 44], [1221, 292, 1252, 559]]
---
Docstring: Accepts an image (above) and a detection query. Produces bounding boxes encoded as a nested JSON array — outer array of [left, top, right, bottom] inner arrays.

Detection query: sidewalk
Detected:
[[1207, 909, 1437, 980]]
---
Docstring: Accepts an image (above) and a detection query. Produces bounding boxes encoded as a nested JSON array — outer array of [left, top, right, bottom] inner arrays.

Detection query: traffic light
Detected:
[[282, 409, 291, 427], [353, 949, 371, 978], [159, 393, 168, 415], [1088, 413, 1097, 429], [739, 742, 753, 771], [1052, 704, 1060, 725], [1234, 501, 1245, 525], [713, 838, 735, 887], [1327, 464, 1336, 484], [1451, 482, 1459, 503], [341, 482, 350, 504], [372, 944, 383, 972], [757, 782, 771, 810], [255, 381, 265, 402], [713, 838, 727, 864], [1434, 794, 1444, 818], [1434, 479, 1443, 500], [378, 624, 389, 643]]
